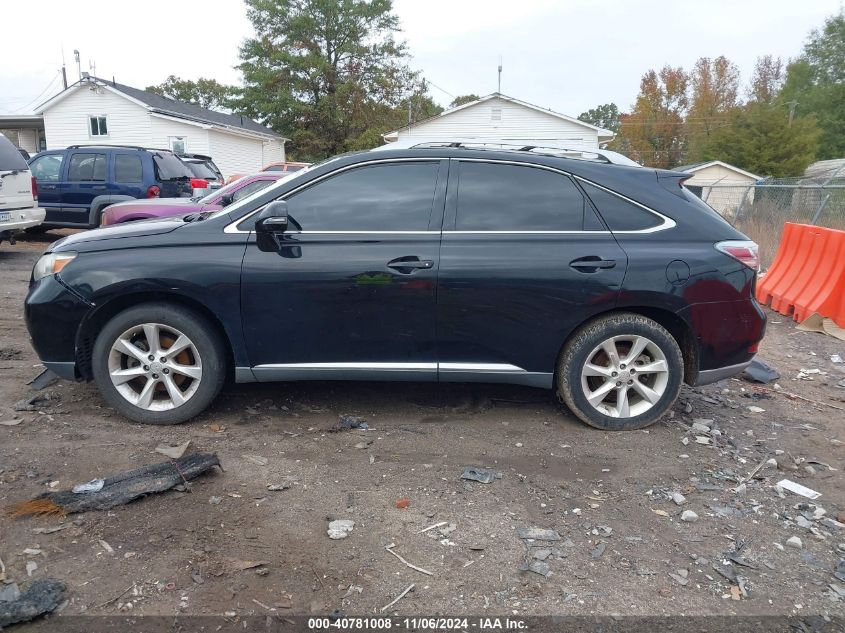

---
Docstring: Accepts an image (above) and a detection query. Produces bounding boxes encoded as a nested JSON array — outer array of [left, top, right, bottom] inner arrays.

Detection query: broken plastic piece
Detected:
[[0, 579, 66, 628], [460, 466, 496, 484], [741, 358, 780, 384], [776, 479, 821, 500], [72, 479, 105, 494]]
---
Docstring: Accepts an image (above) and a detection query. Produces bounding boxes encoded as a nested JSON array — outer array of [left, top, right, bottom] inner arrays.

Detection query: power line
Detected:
[[11, 71, 63, 114]]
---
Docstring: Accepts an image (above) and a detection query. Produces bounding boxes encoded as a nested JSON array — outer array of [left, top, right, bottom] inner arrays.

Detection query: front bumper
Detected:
[[25, 274, 92, 380], [0, 206, 46, 235]]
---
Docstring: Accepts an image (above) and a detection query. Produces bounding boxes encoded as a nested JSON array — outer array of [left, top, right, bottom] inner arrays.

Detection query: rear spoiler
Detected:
[[655, 169, 692, 198]]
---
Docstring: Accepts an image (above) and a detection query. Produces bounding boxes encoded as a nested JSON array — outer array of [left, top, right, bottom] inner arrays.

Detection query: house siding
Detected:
[[394, 97, 600, 149], [208, 130, 265, 178], [149, 116, 210, 156], [686, 164, 757, 217], [43, 86, 151, 150], [262, 138, 285, 166]]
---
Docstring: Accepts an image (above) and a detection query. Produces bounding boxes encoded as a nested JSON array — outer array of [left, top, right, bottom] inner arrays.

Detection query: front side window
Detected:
[[89, 116, 108, 137], [456, 162, 586, 231], [285, 162, 440, 231], [29, 154, 64, 181], [67, 153, 106, 182]]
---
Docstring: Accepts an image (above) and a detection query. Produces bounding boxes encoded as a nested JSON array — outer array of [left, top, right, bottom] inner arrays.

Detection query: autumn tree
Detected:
[[237, 0, 424, 160], [449, 94, 480, 108], [747, 55, 784, 104], [146, 76, 236, 110], [613, 66, 688, 168], [578, 103, 620, 133], [685, 56, 739, 162], [782, 11, 845, 159]]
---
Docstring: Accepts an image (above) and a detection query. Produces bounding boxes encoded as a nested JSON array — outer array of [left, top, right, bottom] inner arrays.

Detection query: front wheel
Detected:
[[91, 303, 226, 425], [557, 313, 684, 431]]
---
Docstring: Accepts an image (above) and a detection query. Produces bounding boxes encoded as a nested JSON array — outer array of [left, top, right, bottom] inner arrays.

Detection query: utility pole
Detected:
[[497, 56, 502, 93], [787, 100, 798, 127]]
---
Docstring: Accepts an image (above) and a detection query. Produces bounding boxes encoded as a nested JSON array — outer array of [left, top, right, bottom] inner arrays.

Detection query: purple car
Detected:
[[100, 173, 284, 226]]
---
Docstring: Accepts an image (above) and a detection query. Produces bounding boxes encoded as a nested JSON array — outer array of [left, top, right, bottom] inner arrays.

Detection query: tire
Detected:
[[91, 303, 226, 425], [24, 226, 48, 234], [557, 313, 683, 431]]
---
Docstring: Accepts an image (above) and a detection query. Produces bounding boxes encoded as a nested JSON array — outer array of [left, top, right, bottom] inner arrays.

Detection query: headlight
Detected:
[[33, 252, 77, 281]]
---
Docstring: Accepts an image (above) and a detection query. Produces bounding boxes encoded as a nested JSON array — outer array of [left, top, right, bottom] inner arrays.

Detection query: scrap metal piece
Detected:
[[0, 579, 66, 627]]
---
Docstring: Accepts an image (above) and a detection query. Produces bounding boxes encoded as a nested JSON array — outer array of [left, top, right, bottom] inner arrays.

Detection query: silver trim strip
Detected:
[[224, 156, 675, 236], [439, 362, 524, 372], [254, 362, 437, 371]]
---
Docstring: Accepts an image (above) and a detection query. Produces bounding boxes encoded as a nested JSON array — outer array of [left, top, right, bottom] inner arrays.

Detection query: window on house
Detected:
[[169, 136, 187, 155], [89, 116, 108, 137]]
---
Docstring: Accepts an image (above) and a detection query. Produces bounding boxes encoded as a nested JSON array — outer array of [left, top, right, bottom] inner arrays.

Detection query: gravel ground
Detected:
[[1, 232, 844, 627]]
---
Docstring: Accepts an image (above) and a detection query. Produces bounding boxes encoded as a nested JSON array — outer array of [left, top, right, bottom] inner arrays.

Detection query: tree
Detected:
[[237, 0, 419, 160], [747, 55, 784, 104], [686, 56, 739, 162], [449, 94, 480, 108], [782, 11, 845, 159], [146, 76, 236, 110], [703, 102, 820, 177], [578, 103, 620, 133], [613, 66, 688, 168]]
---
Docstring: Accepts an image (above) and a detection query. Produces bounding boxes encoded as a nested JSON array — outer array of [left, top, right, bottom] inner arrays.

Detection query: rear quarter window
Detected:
[[153, 153, 192, 181], [0, 136, 29, 171], [581, 181, 662, 231]]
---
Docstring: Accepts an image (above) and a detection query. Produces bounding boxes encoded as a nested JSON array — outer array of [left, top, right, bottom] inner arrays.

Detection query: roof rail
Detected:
[[67, 144, 148, 151], [371, 138, 641, 167]]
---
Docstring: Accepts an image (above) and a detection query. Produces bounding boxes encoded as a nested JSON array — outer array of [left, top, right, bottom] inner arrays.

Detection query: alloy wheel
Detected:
[[107, 323, 202, 411], [579, 334, 670, 419]]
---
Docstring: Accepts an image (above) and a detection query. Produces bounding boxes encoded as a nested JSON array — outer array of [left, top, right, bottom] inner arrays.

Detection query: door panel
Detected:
[[436, 160, 628, 381], [240, 160, 447, 381], [62, 152, 108, 224], [28, 153, 64, 218]]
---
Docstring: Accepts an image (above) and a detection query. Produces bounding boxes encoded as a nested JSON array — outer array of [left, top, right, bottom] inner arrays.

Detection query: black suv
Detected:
[[28, 145, 193, 229], [25, 143, 766, 429]]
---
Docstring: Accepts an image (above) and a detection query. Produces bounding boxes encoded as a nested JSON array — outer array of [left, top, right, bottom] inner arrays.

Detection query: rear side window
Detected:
[[286, 162, 439, 231], [456, 162, 586, 231], [0, 135, 29, 171], [186, 161, 217, 179], [114, 154, 143, 182], [29, 154, 63, 181], [67, 153, 106, 182], [153, 153, 192, 181], [580, 182, 662, 231]]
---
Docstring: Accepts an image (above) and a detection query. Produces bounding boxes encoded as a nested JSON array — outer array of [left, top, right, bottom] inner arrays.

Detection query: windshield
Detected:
[[153, 153, 192, 181], [207, 156, 342, 221]]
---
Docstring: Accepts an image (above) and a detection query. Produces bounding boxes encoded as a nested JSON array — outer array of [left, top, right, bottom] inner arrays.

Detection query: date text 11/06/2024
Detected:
[[307, 617, 527, 630]]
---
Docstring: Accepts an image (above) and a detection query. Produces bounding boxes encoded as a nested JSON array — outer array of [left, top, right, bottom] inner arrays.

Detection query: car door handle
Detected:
[[570, 256, 617, 272], [40, 184, 56, 190], [93, 185, 107, 190], [387, 256, 434, 273]]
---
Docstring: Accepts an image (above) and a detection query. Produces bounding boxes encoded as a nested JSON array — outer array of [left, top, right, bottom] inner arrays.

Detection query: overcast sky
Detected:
[[0, 0, 840, 118]]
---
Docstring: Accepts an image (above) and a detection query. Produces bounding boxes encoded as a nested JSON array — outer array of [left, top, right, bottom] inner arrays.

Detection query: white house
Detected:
[[384, 93, 614, 150], [673, 160, 762, 217], [34, 77, 286, 178]]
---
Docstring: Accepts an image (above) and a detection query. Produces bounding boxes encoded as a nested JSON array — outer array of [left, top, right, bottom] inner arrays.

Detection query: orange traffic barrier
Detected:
[[756, 223, 845, 327]]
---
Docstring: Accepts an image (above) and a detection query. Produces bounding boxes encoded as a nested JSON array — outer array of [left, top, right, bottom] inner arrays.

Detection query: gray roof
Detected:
[[672, 162, 707, 173], [62, 77, 282, 138]]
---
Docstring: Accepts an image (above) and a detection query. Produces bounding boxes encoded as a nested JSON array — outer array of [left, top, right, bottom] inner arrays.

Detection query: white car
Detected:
[[0, 134, 45, 244]]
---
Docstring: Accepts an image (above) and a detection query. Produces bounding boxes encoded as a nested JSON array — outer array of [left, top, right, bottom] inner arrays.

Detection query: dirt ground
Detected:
[[1, 231, 844, 626]]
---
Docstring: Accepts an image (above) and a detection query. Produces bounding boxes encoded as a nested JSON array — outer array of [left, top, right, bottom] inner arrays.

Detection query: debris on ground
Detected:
[[241, 454, 268, 466], [13, 392, 60, 412], [385, 544, 433, 576], [381, 583, 414, 612], [0, 579, 66, 628], [329, 415, 369, 432], [155, 440, 191, 459], [327, 519, 355, 540], [266, 483, 291, 491], [394, 498, 410, 509], [520, 561, 551, 577], [0, 419, 22, 426], [516, 527, 561, 541], [680, 510, 699, 523], [786, 536, 803, 549], [741, 358, 780, 384], [26, 369, 59, 391], [72, 479, 104, 494], [460, 466, 500, 484], [7, 453, 221, 516], [777, 479, 821, 500]]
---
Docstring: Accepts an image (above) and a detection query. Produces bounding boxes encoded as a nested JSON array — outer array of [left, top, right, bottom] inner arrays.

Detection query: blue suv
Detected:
[[28, 145, 193, 229]]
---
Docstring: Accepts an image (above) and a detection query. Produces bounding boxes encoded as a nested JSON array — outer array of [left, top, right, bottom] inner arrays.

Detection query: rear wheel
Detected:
[[91, 303, 226, 425], [557, 313, 683, 430]]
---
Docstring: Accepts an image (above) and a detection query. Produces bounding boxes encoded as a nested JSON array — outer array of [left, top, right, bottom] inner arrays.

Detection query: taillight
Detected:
[[716, 240, 760, 271], [191, 178, 209, 189], [146, 185, 161, 199], [31, 176, 38, 202]]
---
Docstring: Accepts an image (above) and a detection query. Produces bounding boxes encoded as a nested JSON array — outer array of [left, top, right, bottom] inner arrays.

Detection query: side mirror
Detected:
[[255, 200, 289, 252], [219, 193, 234, 207]]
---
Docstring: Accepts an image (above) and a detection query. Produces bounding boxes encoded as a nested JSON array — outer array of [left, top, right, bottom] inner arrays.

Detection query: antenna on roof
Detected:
[[89, 59, 96, 77], [73, 49, 81, 82], [497, 56, 502, 93], [60, 47, 67, 89]]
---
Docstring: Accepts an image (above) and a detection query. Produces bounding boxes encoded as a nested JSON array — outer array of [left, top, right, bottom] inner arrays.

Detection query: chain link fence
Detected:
[[700, 167, 845, 269]]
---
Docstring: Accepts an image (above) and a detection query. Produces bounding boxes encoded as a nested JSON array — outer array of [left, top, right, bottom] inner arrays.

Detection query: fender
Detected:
[[88, 195, 136, 227]]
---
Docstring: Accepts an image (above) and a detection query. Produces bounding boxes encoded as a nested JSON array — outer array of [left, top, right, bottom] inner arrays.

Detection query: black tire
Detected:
[[91, 303, 226, 425], [557, 313, 684, 431]]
